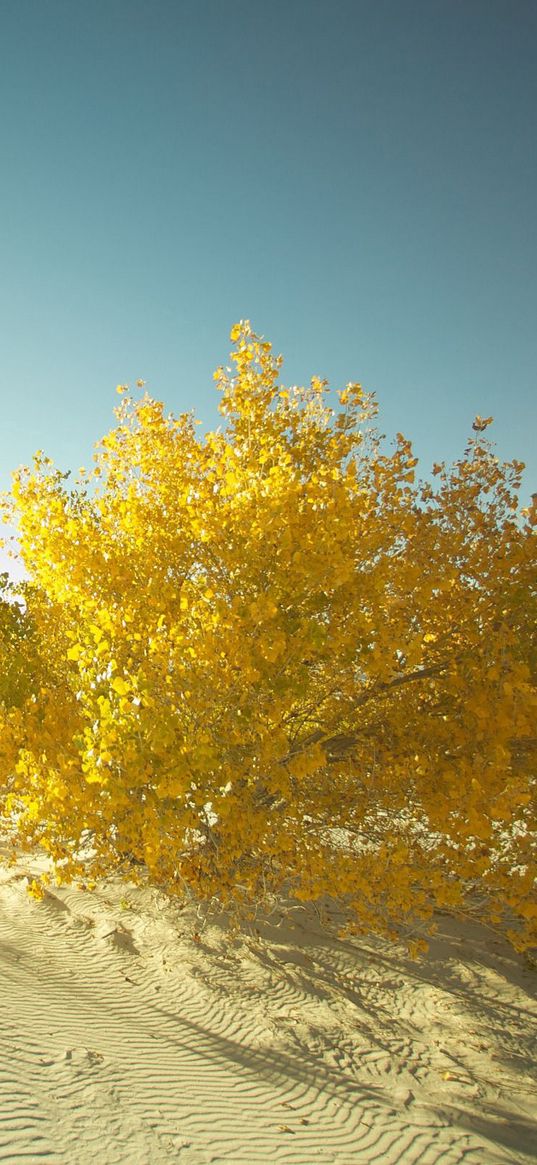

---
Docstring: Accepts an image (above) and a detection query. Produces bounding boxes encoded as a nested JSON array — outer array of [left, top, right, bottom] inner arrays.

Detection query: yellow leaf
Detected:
[[27, 879, 45, 901]]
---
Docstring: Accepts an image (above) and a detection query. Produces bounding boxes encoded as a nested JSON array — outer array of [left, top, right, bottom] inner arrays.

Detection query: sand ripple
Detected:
[[0, 851, 535, 1164]]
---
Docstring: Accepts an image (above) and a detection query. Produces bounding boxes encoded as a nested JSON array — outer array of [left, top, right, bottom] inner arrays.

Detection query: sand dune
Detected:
[[0, 844, 535, 1164]]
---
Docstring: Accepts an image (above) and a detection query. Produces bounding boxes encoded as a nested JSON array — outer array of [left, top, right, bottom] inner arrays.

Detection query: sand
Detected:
[[0, 842, 535, 1164]]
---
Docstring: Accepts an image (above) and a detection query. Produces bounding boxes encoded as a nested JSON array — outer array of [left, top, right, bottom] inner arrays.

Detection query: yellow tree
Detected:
[[1, 323, 535, 951]]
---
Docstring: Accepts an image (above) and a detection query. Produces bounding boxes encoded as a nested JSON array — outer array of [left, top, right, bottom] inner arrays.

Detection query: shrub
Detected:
[[1, 323, 535, 951]]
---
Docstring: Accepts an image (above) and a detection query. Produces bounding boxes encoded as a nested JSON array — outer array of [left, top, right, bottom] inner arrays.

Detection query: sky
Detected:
[[1, 0, 536, 576]]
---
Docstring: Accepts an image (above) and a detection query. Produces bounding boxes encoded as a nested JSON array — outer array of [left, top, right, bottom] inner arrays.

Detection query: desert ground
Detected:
[[0, 840, 535, 1165]]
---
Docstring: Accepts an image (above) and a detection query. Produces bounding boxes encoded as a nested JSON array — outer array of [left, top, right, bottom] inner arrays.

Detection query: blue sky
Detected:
[[1, 0, 536, 574]]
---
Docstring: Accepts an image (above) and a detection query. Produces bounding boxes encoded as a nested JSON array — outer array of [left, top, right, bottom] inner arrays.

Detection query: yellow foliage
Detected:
[[0, 323, 535, 952]]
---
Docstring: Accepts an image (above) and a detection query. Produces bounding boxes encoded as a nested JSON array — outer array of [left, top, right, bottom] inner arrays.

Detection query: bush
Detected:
[[1, 323, 535, 952]]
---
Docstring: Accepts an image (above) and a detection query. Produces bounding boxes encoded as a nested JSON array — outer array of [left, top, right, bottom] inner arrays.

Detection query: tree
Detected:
[[1, 323, 535, 952]]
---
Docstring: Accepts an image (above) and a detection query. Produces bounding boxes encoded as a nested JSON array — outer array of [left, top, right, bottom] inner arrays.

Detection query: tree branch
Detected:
[[282, 660, 451, 763]]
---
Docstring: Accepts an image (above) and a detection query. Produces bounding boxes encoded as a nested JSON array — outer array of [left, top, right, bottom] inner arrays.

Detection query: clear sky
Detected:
[[1, 0, 536, 575]]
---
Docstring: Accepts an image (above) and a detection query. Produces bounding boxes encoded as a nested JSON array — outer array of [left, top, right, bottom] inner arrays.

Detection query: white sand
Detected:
[[0, 842, 535, 1164]]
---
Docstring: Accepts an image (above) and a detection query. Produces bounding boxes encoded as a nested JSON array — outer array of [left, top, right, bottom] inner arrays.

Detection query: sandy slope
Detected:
[[0, 844, 535, 1165]]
